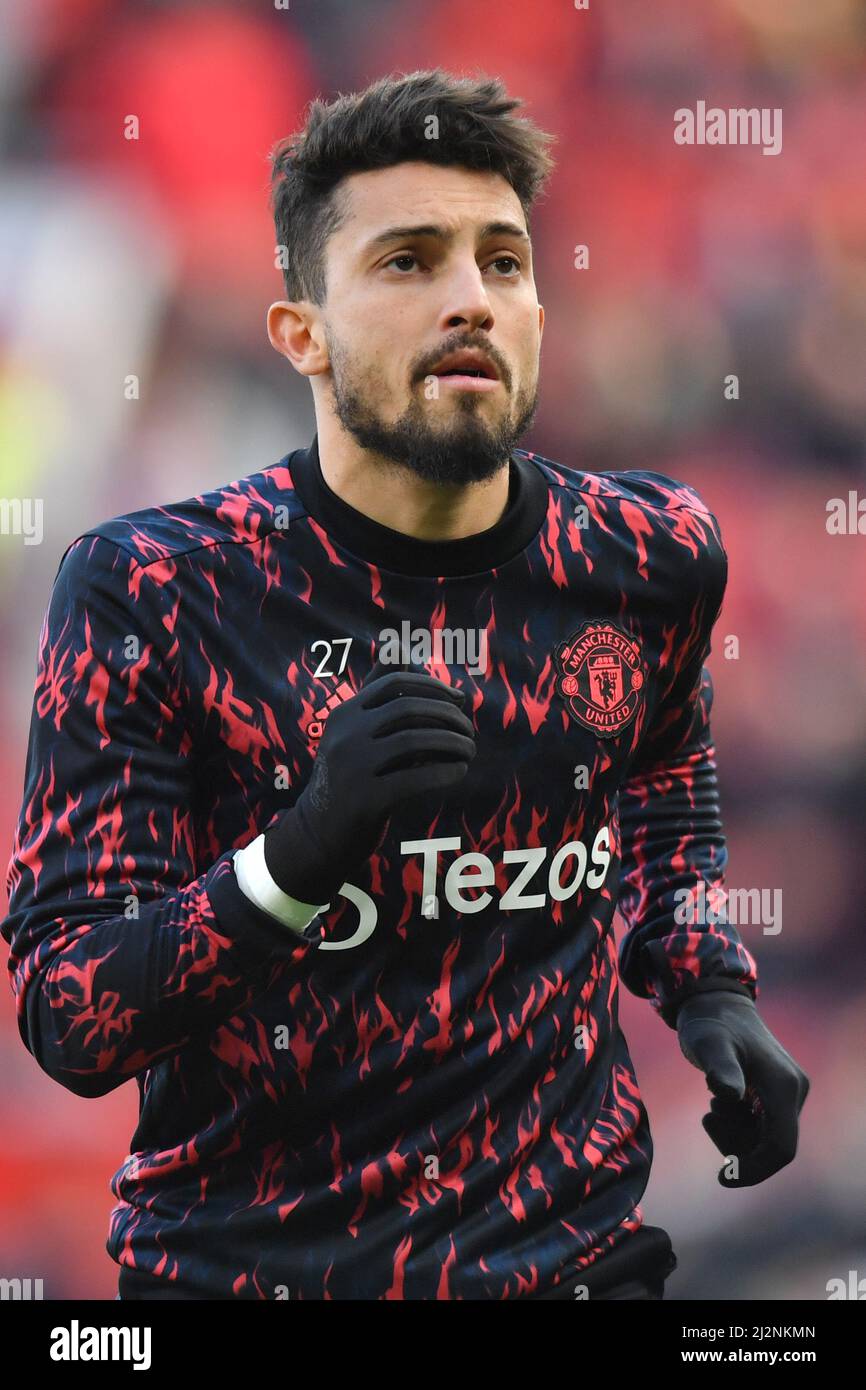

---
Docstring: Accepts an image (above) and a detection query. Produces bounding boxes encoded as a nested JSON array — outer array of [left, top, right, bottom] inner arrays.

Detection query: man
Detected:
[[3, 69, 808, 1301]]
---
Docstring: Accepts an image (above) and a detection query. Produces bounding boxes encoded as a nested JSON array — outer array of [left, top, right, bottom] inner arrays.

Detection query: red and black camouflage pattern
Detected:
[[2, 441, 758, 1298]]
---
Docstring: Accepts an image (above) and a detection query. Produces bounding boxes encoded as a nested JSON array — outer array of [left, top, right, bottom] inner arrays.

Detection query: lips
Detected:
[[430, 349, 499, 381]]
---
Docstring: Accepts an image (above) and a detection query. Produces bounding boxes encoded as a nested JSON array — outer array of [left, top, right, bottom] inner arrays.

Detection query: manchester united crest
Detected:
[[554, 620, 645, 737]]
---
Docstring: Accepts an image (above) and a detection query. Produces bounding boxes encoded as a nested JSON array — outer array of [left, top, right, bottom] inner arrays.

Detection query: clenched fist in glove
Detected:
[[263, 656, 476, 908], [675, 990, 810, 1187]]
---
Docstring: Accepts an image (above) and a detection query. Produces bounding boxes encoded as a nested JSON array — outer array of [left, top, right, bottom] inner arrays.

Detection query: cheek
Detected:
[[515, 320, 542, 375], [360, 353, 405, 404], [347, 309, 405, 370]]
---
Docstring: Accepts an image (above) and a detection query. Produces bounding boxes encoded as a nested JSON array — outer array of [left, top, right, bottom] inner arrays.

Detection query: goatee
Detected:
[[326, 332, 539, 486]]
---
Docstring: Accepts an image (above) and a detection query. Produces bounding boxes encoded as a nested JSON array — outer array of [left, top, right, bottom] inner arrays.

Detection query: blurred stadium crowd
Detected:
[[0, 0, 864, 1299]]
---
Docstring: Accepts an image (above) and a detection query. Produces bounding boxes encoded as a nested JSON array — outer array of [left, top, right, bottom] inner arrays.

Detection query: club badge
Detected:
[[554, 620, 645, 737]]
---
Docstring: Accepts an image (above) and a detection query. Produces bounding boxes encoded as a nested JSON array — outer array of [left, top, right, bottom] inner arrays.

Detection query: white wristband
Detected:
[[232, 834, 330, 935]]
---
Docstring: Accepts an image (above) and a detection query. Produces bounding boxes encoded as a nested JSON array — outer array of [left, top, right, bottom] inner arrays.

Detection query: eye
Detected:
[[384, 253, 419, 272], [488, 256, 521, 276]]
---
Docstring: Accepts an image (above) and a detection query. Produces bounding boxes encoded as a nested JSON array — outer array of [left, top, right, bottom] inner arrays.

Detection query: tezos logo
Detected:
[[310, 827, 613, 952]]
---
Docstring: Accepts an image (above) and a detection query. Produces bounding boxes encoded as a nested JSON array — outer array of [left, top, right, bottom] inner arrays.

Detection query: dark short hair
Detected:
[[269, 68, 556, 304]]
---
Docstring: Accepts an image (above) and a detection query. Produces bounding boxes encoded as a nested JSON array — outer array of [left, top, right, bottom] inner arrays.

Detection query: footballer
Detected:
[[2, 69, 809, 1300]]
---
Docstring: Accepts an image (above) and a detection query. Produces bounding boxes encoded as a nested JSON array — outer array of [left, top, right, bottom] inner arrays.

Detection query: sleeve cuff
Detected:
[[203, 849, 326, 966], [660, 977, 758, 1028], [232, 834, 330, 933]]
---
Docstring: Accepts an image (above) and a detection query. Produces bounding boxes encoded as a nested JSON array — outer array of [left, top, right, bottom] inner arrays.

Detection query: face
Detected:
[[314, 161, 544, 485]]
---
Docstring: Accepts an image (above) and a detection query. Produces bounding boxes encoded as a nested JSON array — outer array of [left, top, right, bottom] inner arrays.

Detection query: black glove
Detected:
[[675, 990, 810, 1188], [263, 656, 476, 905]]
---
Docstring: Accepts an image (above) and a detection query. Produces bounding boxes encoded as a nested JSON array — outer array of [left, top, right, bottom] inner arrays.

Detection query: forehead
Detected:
[[332, 161, 527, 243]]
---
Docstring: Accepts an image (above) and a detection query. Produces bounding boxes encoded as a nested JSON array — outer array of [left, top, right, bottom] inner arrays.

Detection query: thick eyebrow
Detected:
[[362, 220, 531, 256]]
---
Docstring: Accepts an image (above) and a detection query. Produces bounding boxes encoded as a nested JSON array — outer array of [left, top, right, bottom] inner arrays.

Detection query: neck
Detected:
[[314, 416, 511, 542]]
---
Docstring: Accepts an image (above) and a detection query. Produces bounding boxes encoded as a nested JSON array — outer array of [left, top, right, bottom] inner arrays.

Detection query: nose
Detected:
[[438, 263, 494, 335]]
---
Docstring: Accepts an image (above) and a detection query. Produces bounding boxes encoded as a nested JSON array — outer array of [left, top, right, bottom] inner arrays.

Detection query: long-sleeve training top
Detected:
[[2, 434, 758, 1299]]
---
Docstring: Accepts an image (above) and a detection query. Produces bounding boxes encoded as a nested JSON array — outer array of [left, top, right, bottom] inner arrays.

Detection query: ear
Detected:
[[266, 302, 329, 378]]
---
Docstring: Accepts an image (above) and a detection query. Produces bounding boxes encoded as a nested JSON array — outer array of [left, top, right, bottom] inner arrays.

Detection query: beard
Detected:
[[324, 325, 539, 486]]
